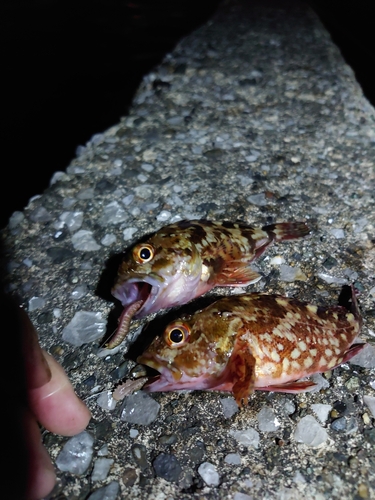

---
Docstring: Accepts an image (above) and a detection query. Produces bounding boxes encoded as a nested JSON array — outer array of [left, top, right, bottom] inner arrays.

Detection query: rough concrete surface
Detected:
[[2, 1, 375, 498]]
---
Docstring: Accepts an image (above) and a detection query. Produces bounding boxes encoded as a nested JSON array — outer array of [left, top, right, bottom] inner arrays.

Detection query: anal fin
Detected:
[[257, 379, 318, 394]]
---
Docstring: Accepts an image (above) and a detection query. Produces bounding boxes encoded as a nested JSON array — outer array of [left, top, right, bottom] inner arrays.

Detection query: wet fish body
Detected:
[[109, 219, 310, 348], [138, 285, 364, 406]]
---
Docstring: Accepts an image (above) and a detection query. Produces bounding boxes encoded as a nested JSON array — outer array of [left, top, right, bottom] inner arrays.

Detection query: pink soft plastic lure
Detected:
[[107, 219, 310, 348], [138, 285, 364, 406]]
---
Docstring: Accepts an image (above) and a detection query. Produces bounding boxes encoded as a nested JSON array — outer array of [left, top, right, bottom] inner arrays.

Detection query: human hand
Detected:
[[7, 299, 91, 499]]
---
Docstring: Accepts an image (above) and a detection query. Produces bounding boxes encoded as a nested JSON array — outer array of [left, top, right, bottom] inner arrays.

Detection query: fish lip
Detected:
[[112, 274, 163, 317], [137, 353, 182, 390]]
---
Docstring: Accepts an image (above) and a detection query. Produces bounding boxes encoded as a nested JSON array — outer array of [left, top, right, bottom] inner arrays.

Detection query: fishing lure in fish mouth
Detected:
[[107, 219, 310, 348], [137, 285, 364, 406]]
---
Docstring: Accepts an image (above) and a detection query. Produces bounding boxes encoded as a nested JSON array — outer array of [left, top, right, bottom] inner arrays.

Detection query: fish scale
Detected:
[[138, 285, 364, 406]]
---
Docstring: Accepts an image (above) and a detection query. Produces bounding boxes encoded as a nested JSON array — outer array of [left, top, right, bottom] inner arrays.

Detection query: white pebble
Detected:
[[229, 428, 260, 449], [123, 227, 137, 240], [198, 462, 220, 486], [156, 210, 172, 222], [141, 163, 154, 172], [28, 296, 46, 312], [311, 403, 332, 423], [96, 391, 117, 411], [329, 228, 345, 239], [72, 230, 101, 251], [257, 407, 280, 432], [294, 415, 328, 447], [56, 431, 94, 474], [62, 311, 106, 346], [224, 453, 241, 465], [101, 234, 117, 246], [113, 158, 123, 167]]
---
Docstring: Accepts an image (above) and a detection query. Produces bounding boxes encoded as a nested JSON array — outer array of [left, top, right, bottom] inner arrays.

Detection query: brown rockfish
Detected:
[[109, 219, 310, 348], [138, 285, 364, 406]]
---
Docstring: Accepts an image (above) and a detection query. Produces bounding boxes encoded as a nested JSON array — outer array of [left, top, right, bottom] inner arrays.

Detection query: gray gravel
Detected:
[[2, 0, 375, 498]]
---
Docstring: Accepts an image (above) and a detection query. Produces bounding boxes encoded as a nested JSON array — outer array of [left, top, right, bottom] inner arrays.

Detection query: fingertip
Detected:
[[29, 351, 91, 436]]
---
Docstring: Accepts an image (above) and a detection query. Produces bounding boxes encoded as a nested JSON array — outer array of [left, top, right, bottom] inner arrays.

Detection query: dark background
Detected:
[[1, 0, 375, 230]]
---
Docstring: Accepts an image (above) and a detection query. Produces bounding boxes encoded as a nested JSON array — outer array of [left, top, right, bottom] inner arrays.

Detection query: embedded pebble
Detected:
[[224, 453, 241, 465], [77, 188, 95, 200], [59, 211, 84, 232], [234, 493, 253, 500], [229, 428, 260, 449], [123, 227, 137, 240], [121, 392, 160, 425], [311, 404, 332, 423], [294, 415, 328, 447], [92, 458, 114, 481], [71, 284, 88, 300], [29, 206, 52, 223], [331, 417, 347, 432], [198, 462, 220, 486], [353, 217, 368, 233], [71, 230, 101, 251], [293, 471, 307, 484], [9, 211, 25, 228], [329, 228, 345, 239], [28, 296, 46, 311], [247, 193, 268, 206], [310, 373, 331, 391], [153, 453, 182, 483], [96, 391, 117, 411], [363, 396, 375, 418], [129, 429, 139, 438], [279, 264, 307, 282], [257, 407, 281, 432], [99, 201, 128, 225], [350, 344, 375, 368], [62, 311, 106, 346], [87, 481, 120, 500], [156, 210, 172, 222], [317, 273, 347, 285], [55, 431, 94, 474], [101, 233, 117, 246], [98, 445, 109, 456], [122, 194, 134, 205], [220, 397, 239, 418], [141, 163, 154, 172]]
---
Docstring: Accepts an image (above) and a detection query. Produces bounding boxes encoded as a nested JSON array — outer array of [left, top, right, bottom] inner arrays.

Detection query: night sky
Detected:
[[1, 0, 374, 229]]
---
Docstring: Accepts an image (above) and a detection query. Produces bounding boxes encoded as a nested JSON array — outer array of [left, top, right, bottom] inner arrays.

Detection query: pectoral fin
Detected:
[[228, 338, 257, 406], [215, 263, 261, 287]]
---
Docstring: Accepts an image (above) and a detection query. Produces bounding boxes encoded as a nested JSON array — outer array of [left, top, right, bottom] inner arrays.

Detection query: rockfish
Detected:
[[138, 285, 364, 406], [109, 219, 310, 348]]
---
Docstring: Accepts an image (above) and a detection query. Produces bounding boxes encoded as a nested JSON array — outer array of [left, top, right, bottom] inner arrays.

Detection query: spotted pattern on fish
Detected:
[[138, 285, 364, 406], [108, 219, 310, 348]]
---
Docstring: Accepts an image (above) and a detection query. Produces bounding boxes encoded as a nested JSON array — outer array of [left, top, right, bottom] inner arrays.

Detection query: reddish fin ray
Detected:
[[215, 264, 261, 286], [257, 380, 318, 394]]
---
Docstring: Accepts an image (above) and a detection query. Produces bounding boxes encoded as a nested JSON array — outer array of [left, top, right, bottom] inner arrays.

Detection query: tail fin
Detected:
[[262, 221, 310, 241]]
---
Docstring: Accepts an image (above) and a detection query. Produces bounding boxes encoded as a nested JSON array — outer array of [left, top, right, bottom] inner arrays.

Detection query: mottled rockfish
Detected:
[[108, 219, 310, 348], [138, 285, 364, 406]]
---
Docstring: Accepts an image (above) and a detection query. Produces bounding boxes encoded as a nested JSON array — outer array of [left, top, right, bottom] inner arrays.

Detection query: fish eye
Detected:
[[164, 322, 190, 347], [133, 244, 154, 264]]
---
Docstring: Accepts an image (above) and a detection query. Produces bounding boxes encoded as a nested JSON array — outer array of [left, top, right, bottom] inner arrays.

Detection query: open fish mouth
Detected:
[[105, 276, 163, 349], [112, 275, 163, 318]]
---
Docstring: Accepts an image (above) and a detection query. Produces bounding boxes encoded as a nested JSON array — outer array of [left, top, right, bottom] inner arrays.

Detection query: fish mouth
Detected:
[[137, 353, 183, 389], [111, 274, 163, 318]]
